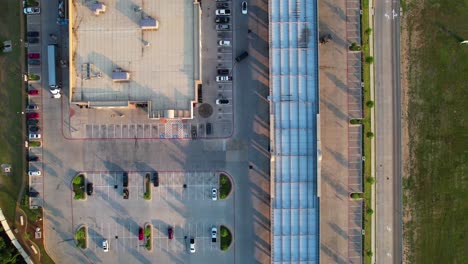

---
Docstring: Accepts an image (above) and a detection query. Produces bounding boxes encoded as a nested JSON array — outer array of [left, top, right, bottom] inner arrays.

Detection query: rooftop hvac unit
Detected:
[[112, 70, 130, 82], [140, 17, 159, 30], [92, 3, 106, 15]]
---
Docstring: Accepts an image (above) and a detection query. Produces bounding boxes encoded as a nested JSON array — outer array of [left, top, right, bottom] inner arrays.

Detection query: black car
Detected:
[[215, 16, 230, 24], [27, 156, 39, 162], [27, 37, 39, 44], [29, 191, 40, 198], [27, 31, 39, 37], [29, 126, 40, 132], [26, 104, 39, 111], [206, 123, 212, 135], [153, 172, 159, 187], [87, 183, 93, 195], [27, 119, 39, 125], [217, 3, 229, 8], [235, 51, 249, 62], [217, 69, 229, 75]]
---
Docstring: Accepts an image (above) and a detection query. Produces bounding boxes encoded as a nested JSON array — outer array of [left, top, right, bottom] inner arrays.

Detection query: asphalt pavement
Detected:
[[374, 0, 403, 262]]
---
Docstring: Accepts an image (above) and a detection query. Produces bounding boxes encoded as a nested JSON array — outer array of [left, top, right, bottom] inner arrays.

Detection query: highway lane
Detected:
[[374, 0, 402, 262]]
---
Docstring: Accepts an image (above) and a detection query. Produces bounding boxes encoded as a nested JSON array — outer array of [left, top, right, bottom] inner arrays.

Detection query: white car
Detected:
[[24, 7, 40, 15], [102, 239, 109, 252], [211, 226, 217, 242], [28, 171, 41, 176], [242, 2, 248, 15], [216, 76, 232, 82], [189, 237, 196, 253], [215, 9, 231, 16], [218, 40, 231, 46], [211, 188, 218, 201], [29, 133, 41, 139]]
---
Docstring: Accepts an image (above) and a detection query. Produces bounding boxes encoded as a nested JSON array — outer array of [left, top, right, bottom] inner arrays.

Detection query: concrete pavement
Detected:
[[374, 0, 402, 262]]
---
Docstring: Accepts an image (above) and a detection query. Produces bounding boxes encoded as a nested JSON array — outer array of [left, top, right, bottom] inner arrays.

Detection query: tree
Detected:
[[220, 228, 228, 238], [366, 208, 374, 215], [365, 28, 372, 35], [365, 56, 374, 64], [366, 177, 376, 184], [73, 175, 83, 185], [366, 100, 375, 108], [366, 132, 374, 138]]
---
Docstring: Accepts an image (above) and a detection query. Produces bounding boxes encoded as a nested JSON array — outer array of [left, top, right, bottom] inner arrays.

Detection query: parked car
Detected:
[[242, 1, 248, 14], [206, 123, 212, 135], [138, 227, 144, 241], [235, 51, 249, 62], [26, 104, 39, 111], [27, 31, 39, 37], [29, 126, 40, 133], [218, 40, 231, 46], [216, 24, 230, 31], [215, 16, 230, 24], [211, 187, 218, 201], [87, 183, 93, 195], [168, 226, 174, 239], [29, 191, 39, 197], [215, 9, 231, 15], [28, 90, 39, 95], [153, 172, 159, 187], [217, 3, 229, 8], [216, 75, 232, 82], [189, 238, 196, 253], [29, 133, 41, 139], [28, 53, 40, 59], [28, 156, 39, 162], [27, 119, 39, 125], [27, 38, 39, 44], [28, 59, 41, 65], [216, 99, 230, 105], [28, 170, 41, 176], [27, 113, 39, 119], [102, 239, 109, 252], [24, 7, 40, 15], [217, 69, 229, 75], [211, 226, 217, 242]]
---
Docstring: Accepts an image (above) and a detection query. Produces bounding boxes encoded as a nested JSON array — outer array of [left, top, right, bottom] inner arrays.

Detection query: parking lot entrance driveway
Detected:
[[72, 171, 233, 263]]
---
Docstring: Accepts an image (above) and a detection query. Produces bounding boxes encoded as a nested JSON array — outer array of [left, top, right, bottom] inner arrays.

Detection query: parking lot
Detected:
[[72, 171, 233, 263]]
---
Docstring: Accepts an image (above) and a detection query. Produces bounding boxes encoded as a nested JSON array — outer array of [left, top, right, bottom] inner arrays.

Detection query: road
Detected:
[[374, 0, 403, 262]]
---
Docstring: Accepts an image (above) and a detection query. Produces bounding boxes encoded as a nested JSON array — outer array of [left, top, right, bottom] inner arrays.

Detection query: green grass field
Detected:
[[0, 0, 24, 224], [405, 0, 468, 263]]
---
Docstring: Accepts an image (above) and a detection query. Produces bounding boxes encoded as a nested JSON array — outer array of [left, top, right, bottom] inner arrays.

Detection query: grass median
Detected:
[[220, 225, 232, 251], [219, 174, 232, 199], [72, 174, 85, 200], [75, 226, 87, 249]]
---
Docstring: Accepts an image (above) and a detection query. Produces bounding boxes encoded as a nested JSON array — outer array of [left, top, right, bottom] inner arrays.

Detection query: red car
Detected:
[[138, 227, 144, 241], [168, 226, 174, 239], [28, 53, 40, 59], [27, 113, 39, 119], [28, 90, 39, 95]]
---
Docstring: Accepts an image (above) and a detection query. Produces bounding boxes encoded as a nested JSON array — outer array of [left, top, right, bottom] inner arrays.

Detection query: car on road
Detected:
[[26, 104, 39, 111], [216, 9, 231, 15], [211, 226, 217, 242], [138, 227, 144, 240], [235, 51, 249, 62], [28, 171, 41, 176], [216, 99, 229, 105], [29, 126, 40, 133], [27, 38, 39, 44], [216, 24, 230, 31], [87, 182, 93, 195], [153, 172, 159, 187], [24, 7, 40, 15], [242, 1, 248, 14], [27, 119, 39, 125], [168, 226, 174, 239], [28, 53, 40, 59], [218, 40, 231, 46], [28, 59, 40, 65], [189, 238, 196, 253], [28, 90, 39, 95], [217, 69, 229, 75], [216, 75, 232, 82], [27, 31, 39, 37], [28, 156, 39, 162], [102, 239, 109, 252], [27, 113, 39, 119], [211, 187, 218, 200], [29, 133, 41, 140], [215, 16, 230, 24]]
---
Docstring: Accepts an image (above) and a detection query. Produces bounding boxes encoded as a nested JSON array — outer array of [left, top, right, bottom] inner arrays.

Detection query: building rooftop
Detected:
[[70, 0, 198, 116]]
